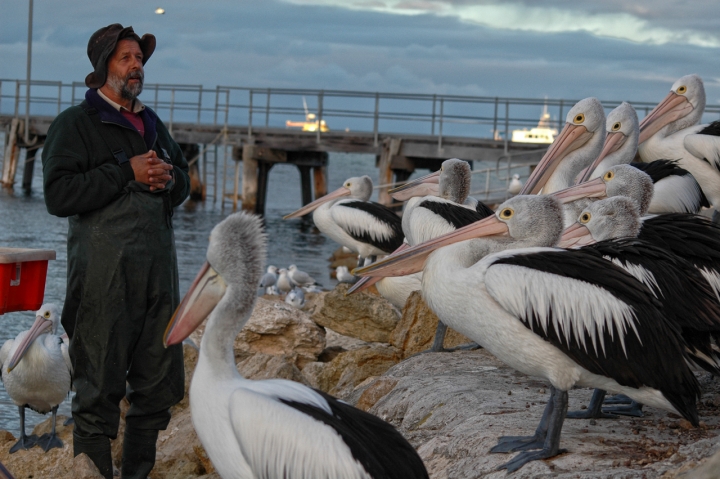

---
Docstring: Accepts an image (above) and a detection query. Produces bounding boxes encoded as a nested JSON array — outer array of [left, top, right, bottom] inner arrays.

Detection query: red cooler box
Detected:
[[0, 248, 56, 315]]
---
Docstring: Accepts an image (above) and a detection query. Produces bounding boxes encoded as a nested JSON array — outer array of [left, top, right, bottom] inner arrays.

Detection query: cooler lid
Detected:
[[0, 248, 56, 264]]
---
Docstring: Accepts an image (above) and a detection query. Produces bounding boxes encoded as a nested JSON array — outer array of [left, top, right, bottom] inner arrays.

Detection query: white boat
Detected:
[[511, 104, 557, 144]]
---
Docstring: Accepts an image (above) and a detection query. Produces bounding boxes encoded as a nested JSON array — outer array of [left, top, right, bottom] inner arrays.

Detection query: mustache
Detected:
[[126, 71, 144, 82]]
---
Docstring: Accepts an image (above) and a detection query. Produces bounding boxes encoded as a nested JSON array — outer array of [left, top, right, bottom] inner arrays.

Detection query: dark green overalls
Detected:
[[42, 88, 188, 478]]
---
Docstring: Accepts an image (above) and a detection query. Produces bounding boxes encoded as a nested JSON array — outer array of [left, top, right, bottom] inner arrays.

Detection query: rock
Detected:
[[312, 283, 400, 343], [683, 446, 720, 478], [390, 291, 473, 356], [355, 377, 399, 411], [237, 352, 309, 385], [302, 345, 402, 398], [191, 298, 326, 370], [73, 453, 105, 478]]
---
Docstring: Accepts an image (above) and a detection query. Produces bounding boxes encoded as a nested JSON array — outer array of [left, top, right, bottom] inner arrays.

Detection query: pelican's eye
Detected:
[[611, 122, 621, 131], [345, 182, 351, 188], [677, 85, 687, 95], [499, 208, 514, 220], [580, 212, 592, 224], [43, 311, 51, 319], [573, 113, 585, 124], [603, 171, 614, 181]]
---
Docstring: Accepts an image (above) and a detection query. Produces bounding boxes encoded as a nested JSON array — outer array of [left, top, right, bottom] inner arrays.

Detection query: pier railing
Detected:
[[4, 79, 719, 146]]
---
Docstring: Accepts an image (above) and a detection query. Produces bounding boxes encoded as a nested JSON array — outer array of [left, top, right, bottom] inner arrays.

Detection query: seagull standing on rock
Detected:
[[288, 264, 316, 287], [259, 265, 278, 294], [276, 268, 295, 294], [336, 266, 358, 284]]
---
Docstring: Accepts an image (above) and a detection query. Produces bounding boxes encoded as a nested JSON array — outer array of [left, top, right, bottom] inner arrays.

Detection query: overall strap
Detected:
[[81, 102, 134, 180]]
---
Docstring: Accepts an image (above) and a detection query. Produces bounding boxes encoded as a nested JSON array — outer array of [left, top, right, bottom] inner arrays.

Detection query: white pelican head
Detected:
[[283, 176, 373, 219], [7, 303, 62, 372], [639, 74, 705, 143]]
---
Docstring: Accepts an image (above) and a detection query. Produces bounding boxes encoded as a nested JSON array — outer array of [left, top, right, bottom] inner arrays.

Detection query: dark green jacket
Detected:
[[42, 88, 189, 216]]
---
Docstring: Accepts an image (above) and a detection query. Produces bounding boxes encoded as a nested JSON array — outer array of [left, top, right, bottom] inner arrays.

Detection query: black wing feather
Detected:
[[492, 249, 700, 424], [280, 390, 429, 479], [640, 214, 720, 272], [475, 200, 495, 218], [698, 121, 720, 137], [417, 200, 489, 229], [341, 201, 405, 253]]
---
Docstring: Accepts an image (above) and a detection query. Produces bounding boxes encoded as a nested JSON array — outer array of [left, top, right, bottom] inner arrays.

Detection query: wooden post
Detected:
[[1, 119, 20, 188], [241, 145, 258, 212], [377, 137, 402, 206], [298, 165, 313, 206], [179, 143, 204, 201], [255, 161, 273, 215], [313, 165, 327, 199], [21, 145, 37, 194]]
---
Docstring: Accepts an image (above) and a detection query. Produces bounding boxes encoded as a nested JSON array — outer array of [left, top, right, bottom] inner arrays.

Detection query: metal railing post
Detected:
[[504, 100, 509, 154], [154, 84, 159, 111], [196, 86, 202, 124], [493, 97, 498, 138], [438, 97, 444, 151], [316, 90, 324, 144], [57, 82, 62, 114], [248, 89, 253, 140], [214, 87, 220, 124], [71, 82, 76, 107], [373, 92, 379, 147], [558, 100, 564, 130], [169, 88, 175, 135], [431, 94, 436, 136], [265, 88, 270, 127], [14, 81, 20, 118]]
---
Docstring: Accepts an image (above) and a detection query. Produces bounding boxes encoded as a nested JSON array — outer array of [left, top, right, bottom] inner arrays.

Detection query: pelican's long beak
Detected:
[[164, 261, 227, 347], [558, 222, 596, 248], [551, 177, 607, 204], [346, 243, 412, 294], [353, 215, 509, 278], [283, 186, 351, 219], [638, 92, 693, 144], [520, 123, 592, 195], [388, 171, 440, 201], [578, 132, 627, 184], [6, 315, 53, 372]]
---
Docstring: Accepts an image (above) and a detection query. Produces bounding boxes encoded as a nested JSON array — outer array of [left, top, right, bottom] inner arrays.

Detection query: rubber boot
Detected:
[[121, 427, 159, 479], [73, 432, 114, 479]]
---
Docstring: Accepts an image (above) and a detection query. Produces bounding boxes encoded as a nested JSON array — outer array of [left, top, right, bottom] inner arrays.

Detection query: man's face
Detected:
[[105, 38, 144, 101]]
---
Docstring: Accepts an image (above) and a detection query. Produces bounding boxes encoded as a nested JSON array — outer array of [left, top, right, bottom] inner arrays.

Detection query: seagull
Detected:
[[507, 174, 522, 195], [284, 176, 404, 266], [259, 265, 278, 294], [0, 303, 72, 453], [163, 212, 429, 479], [285, 287, 306, 308], [276, 268, 296, 294], [335, 266, 358, 284], [288, 265, 316, 287]]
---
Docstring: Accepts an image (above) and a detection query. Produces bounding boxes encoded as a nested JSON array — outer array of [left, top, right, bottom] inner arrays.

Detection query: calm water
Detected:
[[0, 148, 424, 436]]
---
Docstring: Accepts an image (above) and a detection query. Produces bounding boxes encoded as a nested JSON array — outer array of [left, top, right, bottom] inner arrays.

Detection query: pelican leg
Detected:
[[602, 401, 644, 418], [567, 389, 619, 419], [63, 417, 75, 426], [36, 406, 63, 452], [9, 406, 38, 453], [491, 387, 555, 453], [602, 393, 633, 405], [363, 256, 377, 267], [498, 388, 568, 473]]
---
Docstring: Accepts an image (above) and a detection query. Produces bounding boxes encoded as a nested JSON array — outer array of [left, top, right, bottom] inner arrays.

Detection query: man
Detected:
[[42, 24, 188, 479]]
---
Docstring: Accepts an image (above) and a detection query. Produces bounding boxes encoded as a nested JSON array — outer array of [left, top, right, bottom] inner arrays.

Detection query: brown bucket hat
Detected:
[[85, 23, 156, 88]]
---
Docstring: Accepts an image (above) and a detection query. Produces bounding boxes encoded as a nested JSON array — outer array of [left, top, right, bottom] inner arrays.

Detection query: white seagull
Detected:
[[259, 265, 278, 294], [276, 268, 296, 294], [507, 174, 522, 195], [288, 265, 316, 287], [285, 287, 306, 308], [163, 212, 429, 479], [0, 303, 72, 453], [335, 266, 358, 284]]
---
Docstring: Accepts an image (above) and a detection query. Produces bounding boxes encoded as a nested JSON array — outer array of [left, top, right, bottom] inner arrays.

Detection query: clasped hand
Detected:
[[129, 150, 173, 191]]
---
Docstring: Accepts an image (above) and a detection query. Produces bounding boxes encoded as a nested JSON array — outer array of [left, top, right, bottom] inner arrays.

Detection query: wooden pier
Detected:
[[6, 80, 718, 213]]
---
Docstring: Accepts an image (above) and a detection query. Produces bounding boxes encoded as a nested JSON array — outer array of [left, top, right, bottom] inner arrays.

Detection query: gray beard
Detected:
[[106, 71, 144, 101]]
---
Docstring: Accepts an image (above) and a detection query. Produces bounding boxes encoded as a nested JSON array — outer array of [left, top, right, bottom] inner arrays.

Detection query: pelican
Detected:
[[560, 198, 720, 418], [163, 212, 429, 479], [638, 74, 720, 211], [288, 265, 316, 287], [352, 159, 490, 341], [520, 98, 606, 195], [355, 197, 700, 472], [283, 176, 404, 266], [0, 303, 72, 453], [259, 265, 278, 294], [580, 102, 707, 215]]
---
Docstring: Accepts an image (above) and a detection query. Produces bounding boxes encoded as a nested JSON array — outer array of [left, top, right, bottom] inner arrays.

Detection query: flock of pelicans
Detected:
[[0, 73, 719, 478]]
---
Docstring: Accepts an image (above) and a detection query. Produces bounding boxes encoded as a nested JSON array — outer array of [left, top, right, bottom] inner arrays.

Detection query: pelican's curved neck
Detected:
[[199, 285, 255, 380], [545, 134, 605, 193]]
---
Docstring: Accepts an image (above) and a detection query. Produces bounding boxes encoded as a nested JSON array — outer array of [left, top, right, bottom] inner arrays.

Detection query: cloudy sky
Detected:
[[1, 0, 719, 105]]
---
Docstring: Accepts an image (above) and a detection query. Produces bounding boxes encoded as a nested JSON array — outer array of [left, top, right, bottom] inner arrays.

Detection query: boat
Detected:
[[286, 97, 330, 132], [510, 104, 557, 144]]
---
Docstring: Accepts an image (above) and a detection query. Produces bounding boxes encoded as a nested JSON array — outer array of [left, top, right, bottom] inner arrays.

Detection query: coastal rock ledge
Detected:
[[1, 285, 719, 477]]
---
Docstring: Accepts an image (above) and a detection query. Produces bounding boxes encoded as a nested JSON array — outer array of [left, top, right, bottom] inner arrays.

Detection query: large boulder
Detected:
[[191, 297, 325, 369], [391, 291, 473, 356], [312, 283, 400, 343]]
